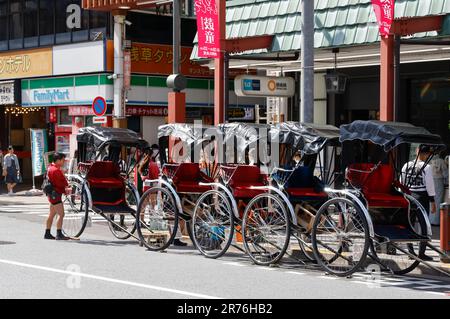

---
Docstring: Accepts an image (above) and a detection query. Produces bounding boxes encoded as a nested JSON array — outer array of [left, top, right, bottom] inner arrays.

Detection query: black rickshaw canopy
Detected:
[[272, 122, 341, 155], [77, 126, 149, 149], [340, 120, 445, 152], [158, 123, 221, 147]]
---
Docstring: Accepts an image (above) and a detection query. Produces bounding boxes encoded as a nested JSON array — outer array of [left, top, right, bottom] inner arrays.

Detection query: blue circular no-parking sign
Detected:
[[92, 96, 107, 117]]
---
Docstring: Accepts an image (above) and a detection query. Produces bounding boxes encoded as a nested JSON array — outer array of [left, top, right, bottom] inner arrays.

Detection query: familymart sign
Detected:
[[33, 89, 71, 104]]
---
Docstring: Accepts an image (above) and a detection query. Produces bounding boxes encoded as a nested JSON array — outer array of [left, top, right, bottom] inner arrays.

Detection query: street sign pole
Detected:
[[300, 0, 314, 123]]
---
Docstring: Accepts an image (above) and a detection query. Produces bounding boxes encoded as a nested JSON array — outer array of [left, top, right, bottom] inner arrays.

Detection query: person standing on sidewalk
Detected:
[[430, 152, 448, 226], [45, 153, 70, 240], [401, 145, 436, 261], [3, 146, 20, 196]]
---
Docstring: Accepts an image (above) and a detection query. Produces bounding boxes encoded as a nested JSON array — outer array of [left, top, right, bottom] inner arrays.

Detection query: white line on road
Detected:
[[223, 262, 247, 267], [285, 271, 305, 275], [0, 258, 222, 299], [318, 275, 337, 280]]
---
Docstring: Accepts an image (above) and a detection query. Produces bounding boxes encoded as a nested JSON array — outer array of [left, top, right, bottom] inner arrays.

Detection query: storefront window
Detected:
[[0, 0, 110, 51], [0, 0, 7, 50], [410, 77, 450, 147], [8, 0, 22, 49], [24, 0, 38, 47], [58, 108, 71, 126]]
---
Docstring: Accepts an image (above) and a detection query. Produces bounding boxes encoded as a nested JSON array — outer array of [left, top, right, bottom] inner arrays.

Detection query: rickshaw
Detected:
[[240, 122, 342, 266], [63, 126, 148, 240], [191, 123, 274, 259], [135, 123, 224, 251], [311, 120, 450, 277]]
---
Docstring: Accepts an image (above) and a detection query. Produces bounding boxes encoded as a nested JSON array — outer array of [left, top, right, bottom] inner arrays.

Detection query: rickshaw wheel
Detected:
[[242, 193, 290, 266], [370, 203, 427, 275], [62, 181, 89, 239], [297, 234, 316, 263], [192, 190, 235, 259], [107, 185, 138, 240], [311, 197, 370, 277], [136, 186, 179, 251]]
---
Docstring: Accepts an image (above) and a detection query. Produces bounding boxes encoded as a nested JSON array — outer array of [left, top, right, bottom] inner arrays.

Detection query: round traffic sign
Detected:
[[92, 96, 107, 117]]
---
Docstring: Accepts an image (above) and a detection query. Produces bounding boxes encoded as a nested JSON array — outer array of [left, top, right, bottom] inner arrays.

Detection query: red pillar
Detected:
[[168, 92, 186, 123], [214, 0, 226, 125], [380, 36, 394, 122]]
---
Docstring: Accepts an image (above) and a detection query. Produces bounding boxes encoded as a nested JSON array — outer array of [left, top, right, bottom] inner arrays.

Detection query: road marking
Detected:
[[0, 258, 222, 299], [223, 262, 247, 267], [286, 271, 305, 275], [425, 291, 447, 296], [318, 275, 337, 280]]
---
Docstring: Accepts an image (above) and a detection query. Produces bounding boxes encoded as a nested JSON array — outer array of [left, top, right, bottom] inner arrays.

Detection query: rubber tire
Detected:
[[242, 193, 291, 266], [136, 186, 179, 252], [311, 197, 370, 277], [63, 183, 89, 239], [191, 190, 235, 259]]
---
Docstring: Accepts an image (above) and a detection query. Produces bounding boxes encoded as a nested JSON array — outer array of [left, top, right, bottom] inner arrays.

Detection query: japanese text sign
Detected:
[[0, 48, 52, 80], [195, 0, 221, 58], [371, 0, 395, 37]]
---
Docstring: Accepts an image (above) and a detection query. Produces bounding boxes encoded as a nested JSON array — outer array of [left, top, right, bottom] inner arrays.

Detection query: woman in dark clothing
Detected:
[[45, 153, 70, 240], [3, 146, 20, 195]]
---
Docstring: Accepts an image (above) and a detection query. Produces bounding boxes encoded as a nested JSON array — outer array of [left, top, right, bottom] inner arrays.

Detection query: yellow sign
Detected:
[[0, 48, 53, 80]]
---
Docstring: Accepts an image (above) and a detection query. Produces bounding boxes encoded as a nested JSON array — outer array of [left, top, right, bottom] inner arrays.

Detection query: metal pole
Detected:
[[393, 35, 400, 122], [113, 14, 125, 119], [224, 52, 229, 122], [173, 0, 181, 76], [300, 0, 314, 123]]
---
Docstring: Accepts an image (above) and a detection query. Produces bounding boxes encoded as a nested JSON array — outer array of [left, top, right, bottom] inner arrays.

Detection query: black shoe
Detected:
[[173, 239, 188, 247], [418, 254, 434, 262], [44, 233, 55, 240], [56, 235, 71, 241]]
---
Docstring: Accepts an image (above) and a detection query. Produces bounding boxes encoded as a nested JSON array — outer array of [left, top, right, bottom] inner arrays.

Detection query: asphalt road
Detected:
[[0, 195, 449, 299]]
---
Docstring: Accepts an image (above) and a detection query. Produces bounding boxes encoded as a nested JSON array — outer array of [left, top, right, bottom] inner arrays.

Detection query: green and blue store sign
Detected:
[[21, 73, 263, 110]]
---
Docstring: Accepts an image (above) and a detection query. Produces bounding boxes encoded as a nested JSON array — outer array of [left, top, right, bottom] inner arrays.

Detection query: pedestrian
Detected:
[[3, 146, 20, 196], [44, 152, 71, 240], [430, 152, 448, 226], [401, 145, 436, 261], [0, 147, 4, 192]]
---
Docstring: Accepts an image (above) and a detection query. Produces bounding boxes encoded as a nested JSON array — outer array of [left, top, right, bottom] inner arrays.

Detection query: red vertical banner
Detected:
[[123, 51, 131, 90], [195, 0, 221, 58], [371, 0, 395, 37]]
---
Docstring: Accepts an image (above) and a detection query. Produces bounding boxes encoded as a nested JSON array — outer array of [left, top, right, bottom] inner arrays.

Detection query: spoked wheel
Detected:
[[192, 190, 234, 259], [370, 202, 428, 275], [242, 193, 290, 266], [108, 185, 138, 240], [62, 181, 89, 238], [311, 197, 370, 277], [136, 186, 179, 251], [297, 234, 316, 263]]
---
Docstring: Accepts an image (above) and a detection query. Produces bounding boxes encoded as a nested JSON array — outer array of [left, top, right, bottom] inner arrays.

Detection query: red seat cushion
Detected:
[[173, 163, 213, 193], [87, 161, 123, 189], [347, 163, 409, 209], [176, 181, 212, 193], [229, 166, 267, 199], [365, 193, 409, 208], [287, 187, 328, 198], [89, 177, 123, 188], [233, 182, 266, 198]]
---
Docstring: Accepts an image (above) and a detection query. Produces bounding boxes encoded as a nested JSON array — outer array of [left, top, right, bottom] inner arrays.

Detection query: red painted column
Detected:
[[168, 92, 186, 123], [380, 35, 394, 122], [214, 0, 226, 125]]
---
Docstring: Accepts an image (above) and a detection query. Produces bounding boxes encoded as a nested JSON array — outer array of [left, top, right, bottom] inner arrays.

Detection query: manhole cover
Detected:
[[0, 241, 15, 245]]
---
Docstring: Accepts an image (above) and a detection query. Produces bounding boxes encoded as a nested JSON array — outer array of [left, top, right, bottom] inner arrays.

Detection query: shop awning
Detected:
[[82, 0, 157, 11]]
